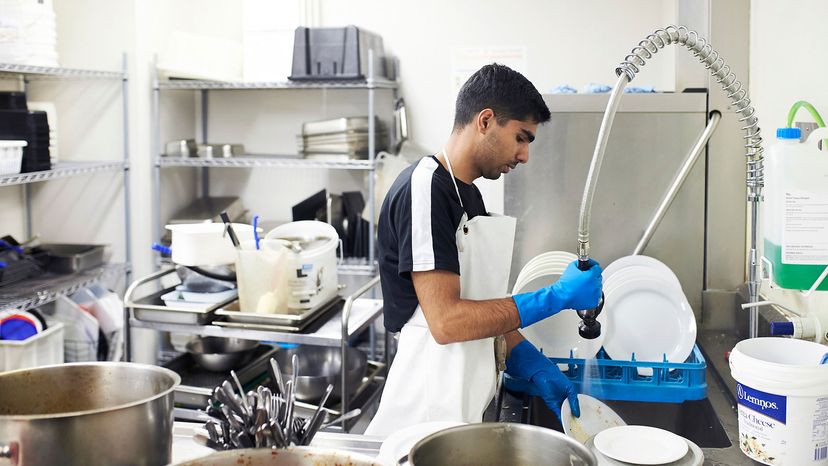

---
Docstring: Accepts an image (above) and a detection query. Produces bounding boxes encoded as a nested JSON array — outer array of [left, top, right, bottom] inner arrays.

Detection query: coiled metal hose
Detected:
[[578, 25, 765, 337], [616, 25, 764, 191]]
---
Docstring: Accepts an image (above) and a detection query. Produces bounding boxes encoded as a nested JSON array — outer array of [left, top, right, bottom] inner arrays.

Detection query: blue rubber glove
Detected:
[[505, 339, 580, 421], [512, 259, 603, 327]]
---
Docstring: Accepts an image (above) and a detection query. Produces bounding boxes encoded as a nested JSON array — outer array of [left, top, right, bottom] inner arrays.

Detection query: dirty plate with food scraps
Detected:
[[561, 394, 626, 444]]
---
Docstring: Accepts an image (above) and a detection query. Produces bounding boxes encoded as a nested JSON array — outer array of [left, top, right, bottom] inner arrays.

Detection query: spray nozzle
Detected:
[[576, 259, 604, 340]]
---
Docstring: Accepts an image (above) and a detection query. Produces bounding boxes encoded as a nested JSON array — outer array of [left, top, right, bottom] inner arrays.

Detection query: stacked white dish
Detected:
[[601, 255, 696, 376], [589, 426, 703, 466], [512, 251, 608, 366]]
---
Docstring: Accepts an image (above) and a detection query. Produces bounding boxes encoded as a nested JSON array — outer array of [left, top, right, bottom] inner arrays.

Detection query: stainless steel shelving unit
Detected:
[[0, 57, 133, 304], [146, 53, 396, 431], [126, 269, 388, 431]]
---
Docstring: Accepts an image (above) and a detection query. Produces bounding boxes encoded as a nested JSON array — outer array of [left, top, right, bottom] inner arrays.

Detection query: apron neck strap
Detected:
[[441, 147, 465, 209]]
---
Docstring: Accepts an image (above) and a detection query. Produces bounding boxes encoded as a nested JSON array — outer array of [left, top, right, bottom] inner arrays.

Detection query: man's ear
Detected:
[[477, 108, 495, 134]]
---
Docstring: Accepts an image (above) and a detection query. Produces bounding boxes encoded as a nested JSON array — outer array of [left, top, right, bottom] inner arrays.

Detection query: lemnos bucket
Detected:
[[729, 337, 828, 465]]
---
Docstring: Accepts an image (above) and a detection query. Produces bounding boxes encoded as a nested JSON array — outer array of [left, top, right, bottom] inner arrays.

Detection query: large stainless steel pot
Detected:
[[407, 423, 598, 466], [173, 447, 382, 466], [0, 362, 180, 466], [272, 346, 367, 402]]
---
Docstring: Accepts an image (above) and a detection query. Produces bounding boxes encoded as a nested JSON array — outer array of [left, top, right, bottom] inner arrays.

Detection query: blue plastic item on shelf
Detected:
[[541, 344, 708, 403]]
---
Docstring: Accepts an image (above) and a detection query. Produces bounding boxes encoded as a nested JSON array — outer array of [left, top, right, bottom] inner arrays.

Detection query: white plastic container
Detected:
[[729, 337, 828, 465], [0, 140, 27, 176], [763, 127, 828, 291], [0, 322, 64, 372], [265, 221, 340, 310], [236, 239, 294, 313], [165, 222, 256, 266]]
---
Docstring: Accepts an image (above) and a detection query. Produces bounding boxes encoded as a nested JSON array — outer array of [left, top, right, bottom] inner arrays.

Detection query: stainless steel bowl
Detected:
[[272, 346, 367, 402], [186, 336, 259, 372], [408, 423, 598, 466], [0, 362, 179, 466], [173, 447, 382, 466]]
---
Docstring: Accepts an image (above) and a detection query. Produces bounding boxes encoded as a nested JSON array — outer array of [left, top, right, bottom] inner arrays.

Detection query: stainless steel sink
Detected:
[[528, 397, 731, 448]]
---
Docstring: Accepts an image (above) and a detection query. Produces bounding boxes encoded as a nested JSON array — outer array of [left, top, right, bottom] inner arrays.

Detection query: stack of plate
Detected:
[[589, 426, 703, 465], [601, 255, 696, 375], [512, 251, 608, 365], [298, 117, 388, 160]]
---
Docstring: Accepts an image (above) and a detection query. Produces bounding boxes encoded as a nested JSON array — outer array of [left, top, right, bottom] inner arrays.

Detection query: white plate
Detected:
[[586, 435, 704, 466], [594, 426, 689, 465], [519, 250, 577, 272], [562, 394, 626, 444], [376, 421, 465, 464], [602, 276, 696, 376], [603, 255, 681, 290], [603, 265, 682, 294]]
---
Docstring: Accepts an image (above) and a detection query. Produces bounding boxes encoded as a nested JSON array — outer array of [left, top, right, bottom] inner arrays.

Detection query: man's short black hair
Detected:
[[453, 63, 550, 131]]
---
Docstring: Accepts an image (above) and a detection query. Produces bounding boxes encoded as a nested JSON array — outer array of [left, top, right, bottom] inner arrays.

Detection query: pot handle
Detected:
[[0, 442, 19, 465]]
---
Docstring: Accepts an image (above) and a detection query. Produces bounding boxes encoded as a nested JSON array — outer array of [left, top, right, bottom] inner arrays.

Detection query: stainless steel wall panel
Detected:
[[505, 94, 707, 316]]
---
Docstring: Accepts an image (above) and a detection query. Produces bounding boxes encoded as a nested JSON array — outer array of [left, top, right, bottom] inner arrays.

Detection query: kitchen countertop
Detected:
[[173, 366, 754, 465], [172, 334, 757, 465]]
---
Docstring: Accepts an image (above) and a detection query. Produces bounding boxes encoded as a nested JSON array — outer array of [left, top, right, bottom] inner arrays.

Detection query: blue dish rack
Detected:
[[545, 344, 708, 403]]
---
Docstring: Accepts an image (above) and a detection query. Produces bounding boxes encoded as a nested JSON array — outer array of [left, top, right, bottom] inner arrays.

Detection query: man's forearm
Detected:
[[430, 297, 521, 344]]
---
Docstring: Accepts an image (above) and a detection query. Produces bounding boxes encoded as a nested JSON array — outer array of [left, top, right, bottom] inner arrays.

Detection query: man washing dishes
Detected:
[[366, 63, 603, 436]]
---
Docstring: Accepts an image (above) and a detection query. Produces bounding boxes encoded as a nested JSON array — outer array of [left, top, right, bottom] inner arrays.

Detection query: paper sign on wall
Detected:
[[451, 46, 527, 93]]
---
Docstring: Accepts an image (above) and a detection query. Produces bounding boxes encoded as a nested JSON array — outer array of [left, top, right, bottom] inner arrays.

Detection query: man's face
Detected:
[[476, 117, 538, 180]]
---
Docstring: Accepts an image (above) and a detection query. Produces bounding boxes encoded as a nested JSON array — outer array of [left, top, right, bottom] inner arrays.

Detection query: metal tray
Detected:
[[39, 243, 107, 274], [302, 117, 386, 136], [216, 296, 341, 325], [297, 130, 388, 143], [215, 298, 343, 333], [196, 143, 244, 158], [302, 117, 369, 136], [131, 286, 236, 325]]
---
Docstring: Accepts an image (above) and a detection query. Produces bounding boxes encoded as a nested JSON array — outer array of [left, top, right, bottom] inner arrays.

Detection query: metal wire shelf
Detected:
[[156, 78, 398, 90], [0, 63, 125, 80], [156, 155, 375, 170], [0, 263, 130, 313], [0, 161, 127, 186]]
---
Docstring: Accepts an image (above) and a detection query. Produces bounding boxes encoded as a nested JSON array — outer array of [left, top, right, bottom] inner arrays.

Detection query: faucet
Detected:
[[576, 25, 765, 339]]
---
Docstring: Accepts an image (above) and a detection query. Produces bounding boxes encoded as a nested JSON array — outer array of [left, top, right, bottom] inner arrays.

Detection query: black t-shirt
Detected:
[[377, 155, 488, 332]]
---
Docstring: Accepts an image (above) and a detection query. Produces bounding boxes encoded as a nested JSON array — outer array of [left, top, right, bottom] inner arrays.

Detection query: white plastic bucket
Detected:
[[729, 337, 828, 465], [265, 221, 340, 310], [165, 223, 255, 266], [235, 239, 294, 314]]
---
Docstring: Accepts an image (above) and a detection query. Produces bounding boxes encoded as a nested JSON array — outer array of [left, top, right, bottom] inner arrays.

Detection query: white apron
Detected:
[[366, 150, 516, 436]]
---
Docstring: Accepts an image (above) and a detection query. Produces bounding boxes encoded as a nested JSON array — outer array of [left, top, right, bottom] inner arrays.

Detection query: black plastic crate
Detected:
[[289, 26, 387, 81], [0, 92, 27, 111]]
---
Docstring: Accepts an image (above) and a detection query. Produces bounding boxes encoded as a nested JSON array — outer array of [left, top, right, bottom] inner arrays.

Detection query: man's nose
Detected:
[[516, 146, 529, 164]]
